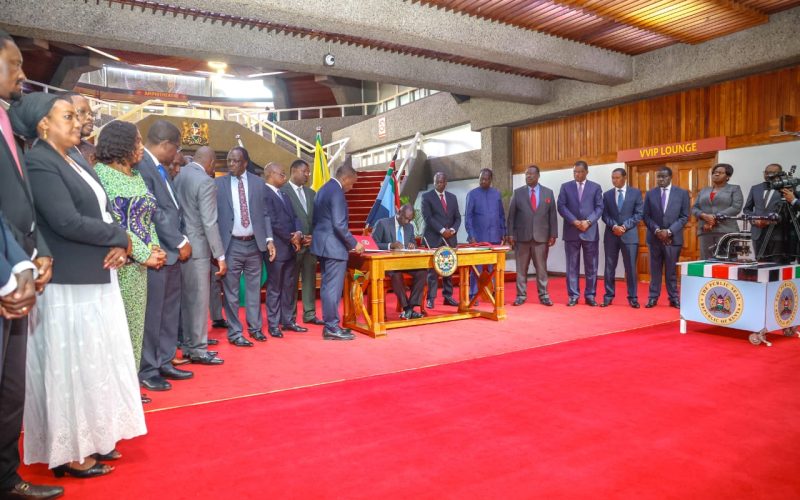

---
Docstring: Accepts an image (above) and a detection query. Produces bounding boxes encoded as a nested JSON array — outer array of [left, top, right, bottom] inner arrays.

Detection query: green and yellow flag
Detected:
[[311, 129, 330, 192]]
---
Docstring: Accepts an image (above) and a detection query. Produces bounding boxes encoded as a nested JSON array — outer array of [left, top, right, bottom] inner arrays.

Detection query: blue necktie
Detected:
[[156, 164, 169, 183], [396, 224, 403, 244], [617, 189, 624, 211]]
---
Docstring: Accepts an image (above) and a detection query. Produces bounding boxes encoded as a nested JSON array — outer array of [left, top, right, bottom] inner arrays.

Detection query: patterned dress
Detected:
[[95, 163, 159, 369]]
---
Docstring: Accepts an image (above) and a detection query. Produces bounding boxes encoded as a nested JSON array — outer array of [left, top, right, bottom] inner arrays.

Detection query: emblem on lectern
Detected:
[[698, 280, 743, 325], [774, 281, 798, 328]]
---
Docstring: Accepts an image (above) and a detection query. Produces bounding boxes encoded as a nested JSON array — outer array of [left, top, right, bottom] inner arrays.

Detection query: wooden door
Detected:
[[629, 156, 716, 282]]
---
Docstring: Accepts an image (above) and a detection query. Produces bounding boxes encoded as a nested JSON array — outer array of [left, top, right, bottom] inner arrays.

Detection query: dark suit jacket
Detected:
[[602, 187, 643, 245], [372, 216, 415, 250], [26, 140, 128, 284], [743, 183, 781, 241], [0, 127, 48, 258], [0, 214, 30, 293], [691, 183, 744, 235], [216, 172, 274, 253], [557, 180, 603, 242], [134, 150, 185, 265], [506, 184, 558, 243], [642, 185, 690, 246], [420, 190, 460, 247], [264, 185, 300, 262], [310, 179, 356, 261], [281, 182, 315, 256]]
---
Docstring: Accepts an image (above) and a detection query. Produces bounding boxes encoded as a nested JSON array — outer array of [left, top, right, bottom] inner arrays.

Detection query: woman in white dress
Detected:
[[9, 93, 147, 478]]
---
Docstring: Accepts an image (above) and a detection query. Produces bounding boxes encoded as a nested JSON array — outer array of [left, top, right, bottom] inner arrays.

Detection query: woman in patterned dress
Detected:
[[95, 121, 166, 373]]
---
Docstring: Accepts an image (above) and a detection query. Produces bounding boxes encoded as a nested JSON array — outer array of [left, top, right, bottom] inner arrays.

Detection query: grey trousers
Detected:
[[292, 249, 318, 322], [209, 260, 225, 321], [222, 238, 263, 339], [515, 240, 550, 300], [181, 257, 212, 357]]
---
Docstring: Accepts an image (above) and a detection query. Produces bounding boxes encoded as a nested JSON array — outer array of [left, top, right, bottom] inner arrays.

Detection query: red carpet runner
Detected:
[[20, 322, 800, 499]]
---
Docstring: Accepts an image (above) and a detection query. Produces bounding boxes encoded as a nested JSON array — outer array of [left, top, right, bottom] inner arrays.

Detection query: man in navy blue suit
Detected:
[[600, 168, 643, 308], [557, 160, 603, 306], [421, 172, 461, 309], [262, 162, 308, 338], [643, 166, 690, 308], [311, 163, 364, 340]]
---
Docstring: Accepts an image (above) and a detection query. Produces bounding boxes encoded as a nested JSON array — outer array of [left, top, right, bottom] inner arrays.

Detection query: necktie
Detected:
[[238, 177, 250, 228], [439, 193, 447, 212], [396, 224, 403, 244], [661, 188, 667, 213], [156, 164, 169, 183], [577, 182, 584, 202], [0, 107, 23, 177], [297, 186, 307, 213], [617, 189, 624, 211], [530, 187, 537, 211]]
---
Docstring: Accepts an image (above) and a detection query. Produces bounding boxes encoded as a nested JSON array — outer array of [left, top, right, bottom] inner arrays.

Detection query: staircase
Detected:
[[346, 170, 387, 234]]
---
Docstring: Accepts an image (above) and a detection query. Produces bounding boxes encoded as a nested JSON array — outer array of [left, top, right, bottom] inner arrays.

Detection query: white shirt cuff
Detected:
[[266, 238, 274, 243], [177, 236, 189, 248], [0, 274, 17, 297], [439, 228, 446, 234], [13, 261, 37, 277], [217, 255, 226, 261]]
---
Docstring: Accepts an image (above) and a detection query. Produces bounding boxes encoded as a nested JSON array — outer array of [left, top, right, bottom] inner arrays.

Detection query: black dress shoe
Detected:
[[52, 462, 113, 479], [282, 323, 309, 332], [669, 300, 680, 309], [303, 317, 325, 325], [207, 338, 219, 346], [567, 298, 578, 307], [1, 480, 64, 499], [600, 299, 612, 307], [645, 300, 658, 308], [399, 309, 412, 320], [140, 376, 171, 392], [250, 330, 268, 341], [322, 327, 355, 341], [159, 365, 194, 380], [540, 298, 553, 306], [141, 394, 151, 404], [229, 337, 254, 347], [443, 296, 459, 307], [585, 298, 598, 307], [629, 299, 640, 309], [267, 327, 283, 338], [189, 353, 224, 365], [211, 319, 229, 329], [426, 298, 434, 309], [513, 297, 526, 306], [408, 310, 424, 319]]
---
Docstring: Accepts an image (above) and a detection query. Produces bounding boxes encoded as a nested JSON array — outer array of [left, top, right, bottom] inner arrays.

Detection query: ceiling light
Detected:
[[137, 63, 179, 71], [208, 61, 228, 72], [247, 71, 286, 78], [82, 45, 121, 61]]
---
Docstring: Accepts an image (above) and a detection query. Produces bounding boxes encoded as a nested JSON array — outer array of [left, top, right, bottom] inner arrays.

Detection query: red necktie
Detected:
[[439, 193, 447, 212], [530, 188, 537, 212], [0, 107, 23, 177]]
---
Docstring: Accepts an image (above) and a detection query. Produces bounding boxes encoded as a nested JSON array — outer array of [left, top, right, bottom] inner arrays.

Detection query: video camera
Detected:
[[768, 165, 800, 191]]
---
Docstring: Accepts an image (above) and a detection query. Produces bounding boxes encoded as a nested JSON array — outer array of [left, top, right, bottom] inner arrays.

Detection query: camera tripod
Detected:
[[756, 198, 800, 262]]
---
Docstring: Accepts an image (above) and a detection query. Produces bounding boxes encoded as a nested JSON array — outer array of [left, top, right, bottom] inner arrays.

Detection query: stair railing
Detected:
[[395, 132, 423, 193]]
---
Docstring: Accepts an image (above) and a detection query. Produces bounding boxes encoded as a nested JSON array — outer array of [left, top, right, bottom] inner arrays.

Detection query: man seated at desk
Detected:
[[372, 204, 426, 320]]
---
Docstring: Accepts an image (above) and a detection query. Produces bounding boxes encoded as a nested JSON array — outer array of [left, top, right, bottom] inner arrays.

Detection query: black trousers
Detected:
[[0, 318, 27, 489]]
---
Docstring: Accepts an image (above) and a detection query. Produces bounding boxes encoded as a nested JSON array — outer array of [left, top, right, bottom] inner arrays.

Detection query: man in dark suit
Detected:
[[136, 121, 201, 392], [0, 32, 63, 500], [281, 159, 322, 325], [643, 166, 690, 308], [263, 162, 307, 337], [63, 92, 96, 166], [421, 172, 461, 309], [744, 163, 785, 260], [557, 160, 604, 306], [373, 204, 426, 319], [216, 147, 275, 347], [507, 165, 557, 306], [311, 163, 364, 340], [601, 168, 643, 308]]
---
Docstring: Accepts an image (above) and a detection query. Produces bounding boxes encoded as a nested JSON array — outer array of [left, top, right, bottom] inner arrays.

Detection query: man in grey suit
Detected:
[[281, 159, 322, 325], [601, 168, 643, 308], [507, 165, 558, 306], [372, 204, 426, 319], [743, 163, 785, 260], [136, 120, 194, 391], [216, 147, 275, 347], [174, 146, 227, 368]]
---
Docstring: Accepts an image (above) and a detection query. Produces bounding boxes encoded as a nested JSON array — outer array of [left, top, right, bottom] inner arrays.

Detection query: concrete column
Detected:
[[481, 127, 513, 205], [50, 55, 103, 90], [262, 76, 292, 119], [315, 75, 363, 116]]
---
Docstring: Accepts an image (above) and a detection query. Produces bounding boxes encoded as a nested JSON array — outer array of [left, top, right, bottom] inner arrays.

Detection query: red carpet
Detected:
[[144, 280, 679, 411], [19, 322, 800, 499]]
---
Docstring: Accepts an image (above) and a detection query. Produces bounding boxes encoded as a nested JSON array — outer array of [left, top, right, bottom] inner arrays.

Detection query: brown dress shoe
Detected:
[[171, 355, 190, 366]]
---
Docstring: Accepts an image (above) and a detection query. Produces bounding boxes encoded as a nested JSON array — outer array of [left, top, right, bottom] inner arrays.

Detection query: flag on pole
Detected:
[[311, 128, 330, 192], [364, 148, 401, 229]]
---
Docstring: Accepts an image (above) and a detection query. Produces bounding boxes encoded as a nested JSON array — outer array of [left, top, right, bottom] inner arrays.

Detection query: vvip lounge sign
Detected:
[[617, 137, 727, 162]]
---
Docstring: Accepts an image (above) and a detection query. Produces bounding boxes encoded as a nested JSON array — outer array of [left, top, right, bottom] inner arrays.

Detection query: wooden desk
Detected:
[[343, 248, 507, 337]]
